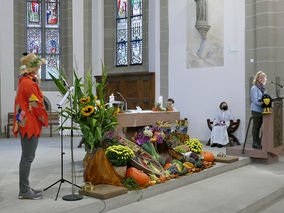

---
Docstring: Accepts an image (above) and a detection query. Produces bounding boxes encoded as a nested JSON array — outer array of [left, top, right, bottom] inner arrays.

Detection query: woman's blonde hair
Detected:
[[19, 53, 45, 74], [253, 71, 267, 85]]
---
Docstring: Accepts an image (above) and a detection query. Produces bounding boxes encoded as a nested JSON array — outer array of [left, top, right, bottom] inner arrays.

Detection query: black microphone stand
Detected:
[[44, 89, 81, 201]]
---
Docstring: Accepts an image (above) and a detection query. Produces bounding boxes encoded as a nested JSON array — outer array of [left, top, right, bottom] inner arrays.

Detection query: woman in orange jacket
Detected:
[[13, 53, 48, 199]]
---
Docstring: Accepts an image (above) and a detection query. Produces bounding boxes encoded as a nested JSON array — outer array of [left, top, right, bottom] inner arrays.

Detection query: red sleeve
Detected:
[[25, 83, 48, 127]]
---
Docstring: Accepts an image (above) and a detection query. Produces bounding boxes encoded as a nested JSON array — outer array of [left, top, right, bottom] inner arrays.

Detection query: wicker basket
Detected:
[[113, 166, 127, 178]]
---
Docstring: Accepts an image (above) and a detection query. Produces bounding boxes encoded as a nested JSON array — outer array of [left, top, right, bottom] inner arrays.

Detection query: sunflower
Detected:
[[81, 105, 95, 116], [80, 96, 90, 104]]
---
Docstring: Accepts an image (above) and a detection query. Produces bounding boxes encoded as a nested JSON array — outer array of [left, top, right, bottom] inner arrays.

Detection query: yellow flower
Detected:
[[113, 108, 120, 117], [80, 96, 90, 104], [94, 96, 98, 100], [81, 105, 95, 116], [96, 102, 101, 108]]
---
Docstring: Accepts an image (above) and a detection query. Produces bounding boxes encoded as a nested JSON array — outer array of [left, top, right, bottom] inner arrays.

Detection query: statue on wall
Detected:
[[187, 0, 224, 68], [195, 0, 210, 39]]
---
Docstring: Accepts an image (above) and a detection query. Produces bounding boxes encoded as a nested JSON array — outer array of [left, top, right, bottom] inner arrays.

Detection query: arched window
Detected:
[[26, 0, 60, 80], [116, 0, 143, 66]]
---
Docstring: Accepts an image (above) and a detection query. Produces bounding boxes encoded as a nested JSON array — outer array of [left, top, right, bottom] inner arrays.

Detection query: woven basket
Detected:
[[113, 166, 127, 178]]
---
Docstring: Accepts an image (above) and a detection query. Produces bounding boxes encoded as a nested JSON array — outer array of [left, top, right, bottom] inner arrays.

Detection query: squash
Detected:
[[126, 167, 150, 185], [164, 163, 173, 170], [200, 151, 215, 162], [183, 162, 194, 169]]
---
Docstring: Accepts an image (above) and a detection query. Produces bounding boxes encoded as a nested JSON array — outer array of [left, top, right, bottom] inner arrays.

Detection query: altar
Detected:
[[115, 110, 180, 139]]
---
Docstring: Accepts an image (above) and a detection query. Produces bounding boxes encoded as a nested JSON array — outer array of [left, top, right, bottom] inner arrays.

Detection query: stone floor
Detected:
[[0, 136, 283, 213]]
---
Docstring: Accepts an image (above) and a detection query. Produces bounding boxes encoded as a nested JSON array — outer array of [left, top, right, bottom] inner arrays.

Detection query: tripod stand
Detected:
[[43, 105, 81, 200]]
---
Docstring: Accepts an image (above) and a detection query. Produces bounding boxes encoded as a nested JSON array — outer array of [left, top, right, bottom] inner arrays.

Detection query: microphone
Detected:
[[271, 81, 283, 88], [57, 86, 74, 107], [62, 77, 70, 89], [116, 91, 127, 111]]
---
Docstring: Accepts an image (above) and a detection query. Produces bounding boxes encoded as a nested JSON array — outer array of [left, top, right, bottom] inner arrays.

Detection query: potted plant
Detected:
[[49, 65, 120, 152], [105, 145, 134, 177]]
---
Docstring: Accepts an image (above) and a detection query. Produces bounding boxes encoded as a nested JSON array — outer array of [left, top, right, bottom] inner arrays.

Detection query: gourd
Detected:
[[179, 167, 188, 176], [200, 151, 215, 162], [164, 163, 173, 170], [195, 160, 203, 168], [126, 167, 150, 185]]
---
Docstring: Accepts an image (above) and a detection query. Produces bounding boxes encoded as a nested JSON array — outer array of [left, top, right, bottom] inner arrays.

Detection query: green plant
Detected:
[[49, 64, 119, 151], [105, 145, 134, 166]]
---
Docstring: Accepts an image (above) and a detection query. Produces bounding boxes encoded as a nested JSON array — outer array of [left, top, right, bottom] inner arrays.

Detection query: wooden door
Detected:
[[94, 72, 155, 110]]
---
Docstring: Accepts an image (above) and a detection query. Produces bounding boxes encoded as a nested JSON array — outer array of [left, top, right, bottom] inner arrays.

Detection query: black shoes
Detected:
[[211, 143, 224, 148], [252, 144, 262, 149]]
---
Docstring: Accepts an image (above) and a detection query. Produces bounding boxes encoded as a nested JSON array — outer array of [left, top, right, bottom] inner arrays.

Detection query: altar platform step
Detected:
[[107, 154, 284, 213], [227, 144, 279, 163]]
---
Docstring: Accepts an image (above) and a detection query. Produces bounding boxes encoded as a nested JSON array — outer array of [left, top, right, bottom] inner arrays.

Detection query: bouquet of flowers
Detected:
[[105, 145, 134, 166], [176, 118, 189, 134], [132, 126, 163, 161], [50, 65, 120, 151], [184, 138, 203, 154]]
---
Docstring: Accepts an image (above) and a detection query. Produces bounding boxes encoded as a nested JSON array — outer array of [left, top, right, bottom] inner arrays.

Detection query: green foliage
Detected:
[[49, 64, 119, 151], [122, 177, 140, 191]]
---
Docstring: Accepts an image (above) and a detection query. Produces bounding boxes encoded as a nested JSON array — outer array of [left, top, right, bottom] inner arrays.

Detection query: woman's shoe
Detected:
[[211, 143, 217, 147], [18, 190, 42, 200], [217, 144, 223, 148]]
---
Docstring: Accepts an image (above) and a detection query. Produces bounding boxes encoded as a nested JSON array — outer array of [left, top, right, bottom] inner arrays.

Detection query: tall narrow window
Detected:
[[116, 0, 143, 67], [26, 0, 60, 79]]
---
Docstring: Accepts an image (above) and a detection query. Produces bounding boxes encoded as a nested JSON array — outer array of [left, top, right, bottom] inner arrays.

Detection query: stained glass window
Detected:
[[116, 0, 143, 66], [26, 0, 60, 79]]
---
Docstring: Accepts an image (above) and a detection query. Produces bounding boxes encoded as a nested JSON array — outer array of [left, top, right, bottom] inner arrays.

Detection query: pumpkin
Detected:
[[126, 167, 150, 185], [164, 163, 173, 170], [159, 174, 166, 182], [200, 151, 215, 162]]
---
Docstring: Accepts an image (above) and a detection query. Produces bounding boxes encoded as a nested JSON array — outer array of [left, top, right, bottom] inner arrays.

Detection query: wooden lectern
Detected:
[[226, 99, 284, 163]]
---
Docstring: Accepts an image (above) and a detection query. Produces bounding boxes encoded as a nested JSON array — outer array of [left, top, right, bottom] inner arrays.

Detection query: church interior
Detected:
[[0, 0, 284, 212]]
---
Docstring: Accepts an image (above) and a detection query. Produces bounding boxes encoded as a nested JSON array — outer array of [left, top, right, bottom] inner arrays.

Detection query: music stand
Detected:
[[43, 86, 82, 201]]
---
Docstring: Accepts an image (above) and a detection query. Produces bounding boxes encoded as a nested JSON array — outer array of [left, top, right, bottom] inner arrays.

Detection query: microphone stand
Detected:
[[62, 86, 83, 201], [117, 91, 127, 111], [43, 86, 82, 201]]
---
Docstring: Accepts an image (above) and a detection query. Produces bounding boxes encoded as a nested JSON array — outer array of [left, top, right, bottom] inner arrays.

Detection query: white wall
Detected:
[[0, 0, 15, 132], [168, 0, 246, 142], [148, 0, 161, 101]]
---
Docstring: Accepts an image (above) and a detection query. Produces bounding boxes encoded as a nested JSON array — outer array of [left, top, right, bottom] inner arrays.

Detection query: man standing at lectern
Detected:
[[250, 71, 267, 149]]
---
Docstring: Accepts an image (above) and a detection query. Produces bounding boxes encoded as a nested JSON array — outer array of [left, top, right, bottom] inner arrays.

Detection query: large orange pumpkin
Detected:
[[126, 167, 150, 185], [200, 151, 215, 162]]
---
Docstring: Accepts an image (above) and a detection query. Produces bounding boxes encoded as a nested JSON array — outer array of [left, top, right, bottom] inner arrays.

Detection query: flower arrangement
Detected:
[[50, 65, 119, 151], [176, 118, 188, 127], [184, 138, 203, 154], [132, 126, 163, 161], [105, 145, 134, 166]]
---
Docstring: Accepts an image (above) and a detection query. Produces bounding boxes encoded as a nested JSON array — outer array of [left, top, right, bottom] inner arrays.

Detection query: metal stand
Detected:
[[43, 106, 81, 201], [62, 88, 83, 201]]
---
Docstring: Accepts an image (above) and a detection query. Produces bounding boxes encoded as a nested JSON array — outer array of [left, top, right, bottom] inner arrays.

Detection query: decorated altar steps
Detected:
[[107, 155, 284, 213]]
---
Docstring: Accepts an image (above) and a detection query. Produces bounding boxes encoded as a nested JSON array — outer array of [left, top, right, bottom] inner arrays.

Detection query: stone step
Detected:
[[105, 156, 284, 213]]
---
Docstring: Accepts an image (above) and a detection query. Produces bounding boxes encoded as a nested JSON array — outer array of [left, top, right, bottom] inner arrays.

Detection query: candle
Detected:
[[109, 94, 115, 103], [158, 96, 163, 106]]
